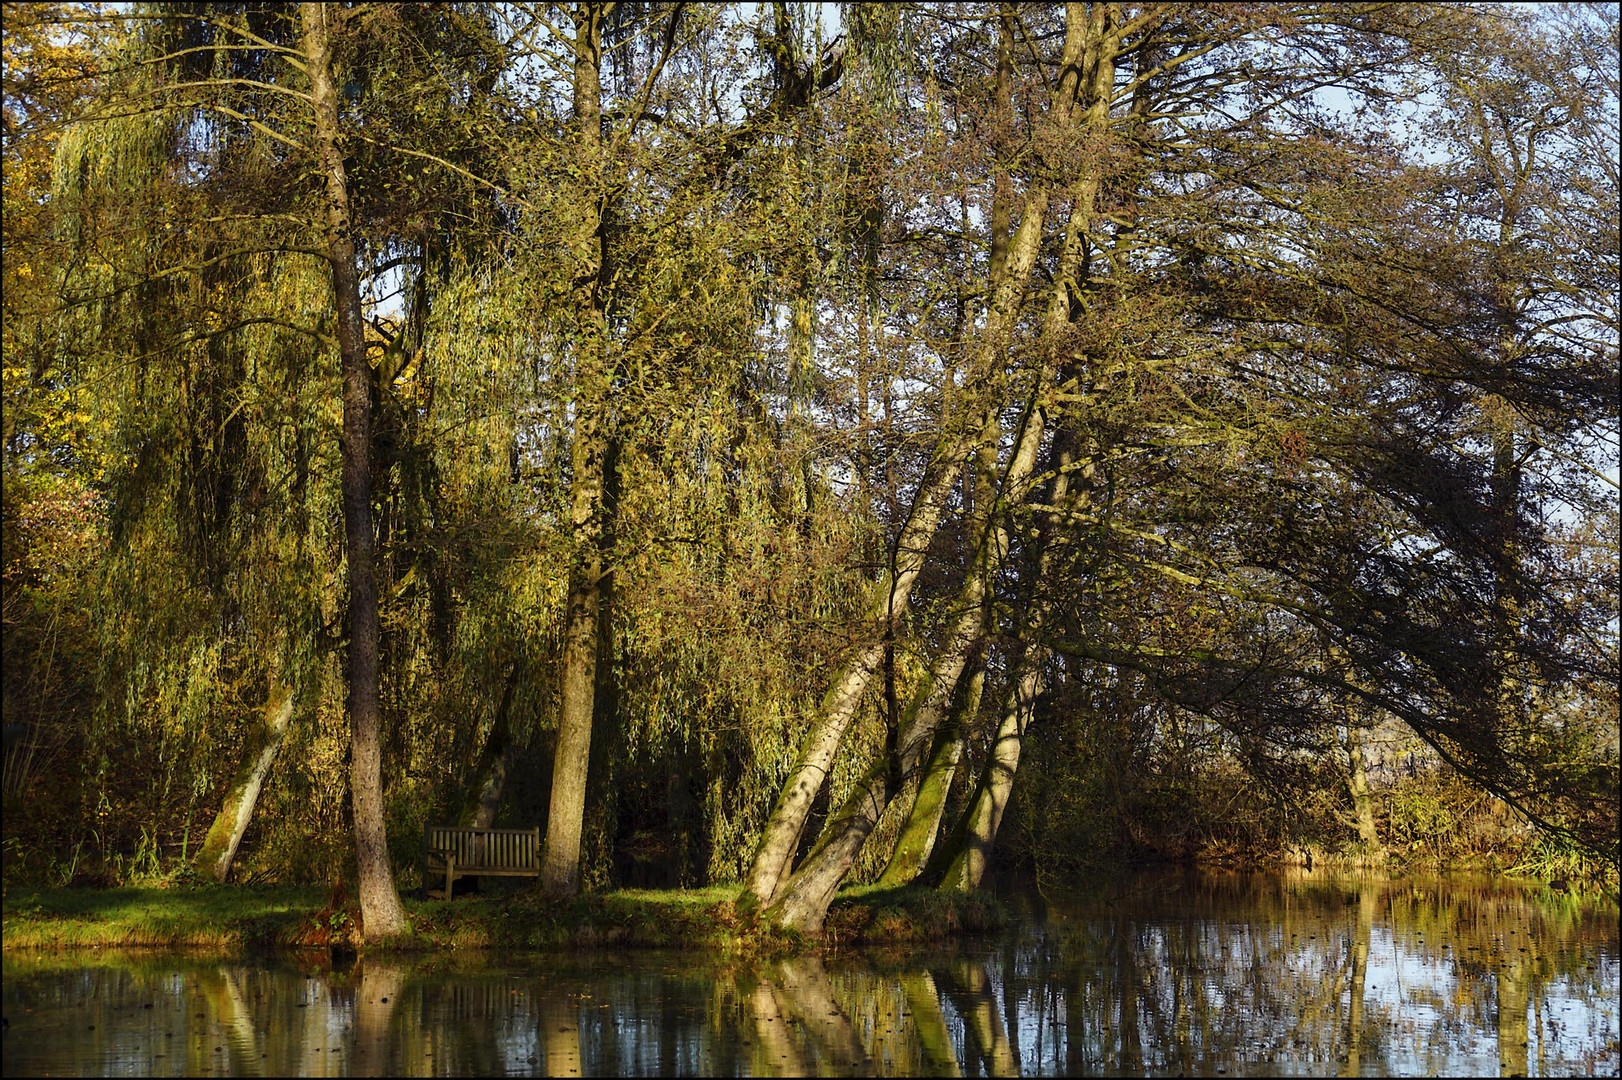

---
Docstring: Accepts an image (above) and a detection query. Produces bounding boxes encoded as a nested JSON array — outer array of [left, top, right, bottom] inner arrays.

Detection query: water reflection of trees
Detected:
[[3, 874, 1616, 1077]]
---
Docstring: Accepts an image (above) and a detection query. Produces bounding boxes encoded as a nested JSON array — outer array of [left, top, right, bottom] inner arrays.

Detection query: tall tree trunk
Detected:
[[766, 379, 1053, 933], [540, 1, 609, 899], [762, 5, 1114, 932], [195, 674, 294, 883], [301, 1, 409, 941], [741, 4, 1079, 910]]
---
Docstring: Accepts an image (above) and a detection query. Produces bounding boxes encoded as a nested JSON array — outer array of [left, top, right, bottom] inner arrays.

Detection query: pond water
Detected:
[[3, 870, 1617, 1076]]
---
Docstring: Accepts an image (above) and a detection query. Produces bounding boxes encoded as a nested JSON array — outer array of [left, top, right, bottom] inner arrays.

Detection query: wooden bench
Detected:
[[424, 826, 541, 899]]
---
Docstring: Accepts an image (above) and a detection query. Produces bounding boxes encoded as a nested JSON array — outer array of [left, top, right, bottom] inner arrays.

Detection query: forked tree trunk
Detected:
[[741, 14, 1069, 910], [540, 2, 609, 899], [195, 676, 294, 883], [301, 2, 409, 941], [766, 379, 1054, 932], [930, 1, 1121, 897]]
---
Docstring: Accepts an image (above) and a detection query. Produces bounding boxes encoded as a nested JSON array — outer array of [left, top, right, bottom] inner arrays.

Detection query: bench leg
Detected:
[[445, 854, 456, 901]]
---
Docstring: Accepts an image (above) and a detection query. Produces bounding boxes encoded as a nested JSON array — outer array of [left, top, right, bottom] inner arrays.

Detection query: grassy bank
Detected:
[[1, 882, 1005, 953]]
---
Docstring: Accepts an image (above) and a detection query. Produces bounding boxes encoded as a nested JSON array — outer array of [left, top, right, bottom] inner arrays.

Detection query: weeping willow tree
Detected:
[[3, 1, 1614, 911]]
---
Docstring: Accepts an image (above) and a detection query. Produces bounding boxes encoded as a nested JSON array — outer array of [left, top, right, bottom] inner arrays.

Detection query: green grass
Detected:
[[2, 884, 324, 949], [2, 882, 1001, 953]]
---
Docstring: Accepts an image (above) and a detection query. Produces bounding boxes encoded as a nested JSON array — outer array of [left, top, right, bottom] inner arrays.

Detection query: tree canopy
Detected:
[[3, 1, 1616, 937]]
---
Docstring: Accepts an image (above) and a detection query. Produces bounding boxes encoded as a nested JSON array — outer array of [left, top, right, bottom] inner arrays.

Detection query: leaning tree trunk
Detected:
[[762, 6, 1114, 932], [933, 424, 1094, 892], [540, 2, 610, 898], [937, 641, 1048, 893], [301, 1, 409, 941], [876, 655, 984, 887], [741, 52, 1062, 910], [765, 375, 1054, 933], [742, 450, 986, 907], [195, 675, 295, 883], [878, 413, 1001, 889]]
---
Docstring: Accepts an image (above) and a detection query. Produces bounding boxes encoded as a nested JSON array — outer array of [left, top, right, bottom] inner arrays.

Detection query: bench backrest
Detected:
[[426, 826, 541, 870]]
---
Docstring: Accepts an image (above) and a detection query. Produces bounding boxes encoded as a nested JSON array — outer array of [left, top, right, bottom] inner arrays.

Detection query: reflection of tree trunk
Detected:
[[196, 676, 294, 882], [1116, 928, 1144, 1074], [749, 983, 809, 1077], [1342, 884, 1374, 1077], [200, 966, 264, 1077], [1497, 957, 1528, 1078], [774, 956, 870, 1072], [948, 961, 1018, 1078], [543, 993, 582, 1078], [900, 972, 962, 1077], [350, 959, 405, 1078], [458, 665, 519, 828]]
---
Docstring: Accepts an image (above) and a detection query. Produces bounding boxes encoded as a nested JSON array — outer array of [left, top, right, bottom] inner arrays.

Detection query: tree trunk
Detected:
[[766, 380, 1053, 932], [877, 657, 982, 887], [195, 675, 294, 883], [300, 1, 409, 942], [1345, 720, 1382, 855], [540, 2, 609, 899], [741, 6, 1074, 911], [938, 644, 1046, 893], [878, 409, 1000, 889]]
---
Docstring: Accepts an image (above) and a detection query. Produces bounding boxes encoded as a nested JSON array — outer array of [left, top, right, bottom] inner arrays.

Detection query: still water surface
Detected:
[[4, 871, 1617, 1076]]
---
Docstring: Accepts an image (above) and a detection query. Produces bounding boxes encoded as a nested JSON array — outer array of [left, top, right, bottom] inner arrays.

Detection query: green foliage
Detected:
[[1, 2, 1615, 902]]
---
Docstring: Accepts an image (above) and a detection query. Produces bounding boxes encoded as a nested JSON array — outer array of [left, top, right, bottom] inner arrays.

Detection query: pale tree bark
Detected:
[[766, 377, 1055, 932], [1345, 719, 1382, 855], [741, 2, 1081, 911], [300, 1, 409, 941], [932, 0, 1122, 896], [761, 4, 1116, 932], [540, 1, 610, 899], [195, 675, 294, 883]]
